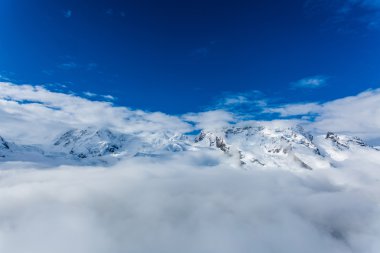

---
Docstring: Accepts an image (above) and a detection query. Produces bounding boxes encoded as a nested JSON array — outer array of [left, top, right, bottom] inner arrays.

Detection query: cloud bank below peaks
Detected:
[[0, 152, 380, 253]]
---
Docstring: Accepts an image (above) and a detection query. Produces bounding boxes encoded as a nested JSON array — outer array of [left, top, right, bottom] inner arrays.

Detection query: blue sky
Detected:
[[1, 0, 380, 114]]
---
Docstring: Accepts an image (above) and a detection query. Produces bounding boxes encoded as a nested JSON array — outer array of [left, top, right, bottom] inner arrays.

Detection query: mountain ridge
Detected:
[[0, 125, 377, 169]]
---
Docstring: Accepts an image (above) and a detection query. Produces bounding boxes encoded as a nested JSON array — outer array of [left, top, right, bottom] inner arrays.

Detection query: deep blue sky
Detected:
[[1, 0, 380, 114]]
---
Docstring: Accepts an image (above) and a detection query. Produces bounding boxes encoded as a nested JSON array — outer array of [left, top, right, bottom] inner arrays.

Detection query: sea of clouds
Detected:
[[1, 81, 380, 252], [1, 153, 380, 253]]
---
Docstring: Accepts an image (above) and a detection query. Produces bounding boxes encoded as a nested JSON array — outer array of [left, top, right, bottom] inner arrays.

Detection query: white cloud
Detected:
[[183, 110, 235, 130], [83, 92, 115, 101], [291, 75, 328, 89], [102, 94, 115, 101], [265, 89, 380, 141], [223, 95, 250, 105], [214, 90, 265, 108], [265, 102, 322, 117], [2, 81, 380, 144], [0, 151, 380, 253], [311, 89, 380, 138], [83, 91, 97, 97], [0, 82, 191, 144]]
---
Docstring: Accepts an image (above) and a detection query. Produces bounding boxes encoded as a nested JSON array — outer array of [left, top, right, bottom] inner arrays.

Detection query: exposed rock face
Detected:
[[195, 131, 230, 152], [326, 132, 367, 150], [0, 136, 10, 150], [0, 136, 10, 157]]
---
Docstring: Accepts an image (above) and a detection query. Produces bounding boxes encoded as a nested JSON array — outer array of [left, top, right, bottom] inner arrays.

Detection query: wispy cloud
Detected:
[[265, 102, 322, 118], [0, 71, 16, 82], [102, 94, 115, 101], [183, 110, 235, 130], [86, 63, 98, 71], [106, 8, 113, 16], [63, 9, 72, 18], [211, 90, 268, 117], [42, 70, 54, 76], [0, 74, 12, 82], [191, 48, 209, 58], [339, 0, 380, 29], [58, 62, 79, 70], [58, 62, 98, 71], [83, 91, 116, 101], [305, 0, 380, 31], [83, 91, 97, 97], [345, 0, 380, 10], [291, 75, 329, 89]]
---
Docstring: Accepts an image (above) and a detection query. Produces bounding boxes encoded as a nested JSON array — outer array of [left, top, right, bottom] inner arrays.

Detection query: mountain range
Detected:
[[0, 125, 378, 169]]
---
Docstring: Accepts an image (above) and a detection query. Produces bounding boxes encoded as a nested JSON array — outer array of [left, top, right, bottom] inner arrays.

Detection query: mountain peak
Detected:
[[325, 132, 367, 150], [194, 125, 324, 170], [194, 131, 230, 152], [53, 127, 129, 158]]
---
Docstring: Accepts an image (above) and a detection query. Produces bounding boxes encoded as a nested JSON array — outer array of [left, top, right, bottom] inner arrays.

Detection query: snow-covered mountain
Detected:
[[0, 135, 50, 164], [52, 127, 192, 162], [193, 125, 379, 170], [53, 128, 134, 158], [194, 126, 323, 170], [0, 125, 378, 169]]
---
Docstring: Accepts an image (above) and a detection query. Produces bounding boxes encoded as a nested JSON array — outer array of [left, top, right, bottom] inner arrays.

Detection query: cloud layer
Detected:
[[0, 152, 380, 253]]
